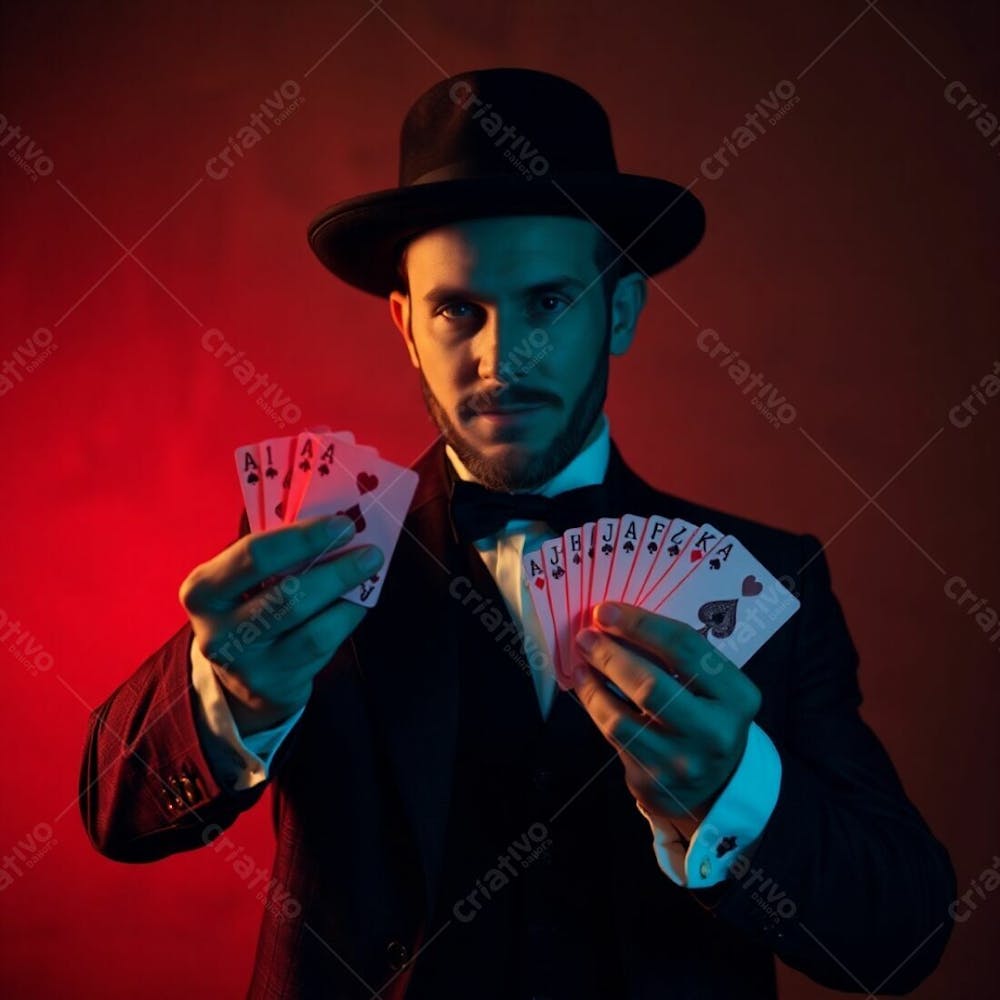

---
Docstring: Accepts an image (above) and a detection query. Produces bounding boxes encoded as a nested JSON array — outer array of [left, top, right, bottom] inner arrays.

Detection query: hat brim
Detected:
[[306, 172, 705, 297]]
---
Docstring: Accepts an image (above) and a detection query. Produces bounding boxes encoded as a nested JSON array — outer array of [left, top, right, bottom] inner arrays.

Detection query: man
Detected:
[[79, 68, 956, 998]]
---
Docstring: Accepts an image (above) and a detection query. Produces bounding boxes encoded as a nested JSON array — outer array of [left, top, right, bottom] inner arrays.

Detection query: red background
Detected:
[[2, 1, 997, 996]]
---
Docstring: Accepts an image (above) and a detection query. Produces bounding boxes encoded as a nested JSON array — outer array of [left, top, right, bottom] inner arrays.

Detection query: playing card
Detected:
[[640, 522, 723, 611], [621, 514, 671, 606], [605, 513, 646, 606], [541, 536, 574, 690], [562, 525, 586, 681], [522, 544, 562, 686], [234, 441, 265, 533], [579, 520, 598, 629], [295, 433, 419, 607], [282, 430, 357, 525], [653, 534, 800, 666], [258, 436, 296, 529], [587, 516, 620, 622], [635, 518, 701, 606]]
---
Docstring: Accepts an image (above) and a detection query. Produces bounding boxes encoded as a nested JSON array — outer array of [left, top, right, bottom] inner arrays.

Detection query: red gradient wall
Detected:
[[2, 2, 997, 996]]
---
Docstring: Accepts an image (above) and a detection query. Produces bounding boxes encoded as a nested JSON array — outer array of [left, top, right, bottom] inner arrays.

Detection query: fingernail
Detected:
[[358, 546, 384, 572], [576, 627, 599, 652], [595, 603, 621, 626]]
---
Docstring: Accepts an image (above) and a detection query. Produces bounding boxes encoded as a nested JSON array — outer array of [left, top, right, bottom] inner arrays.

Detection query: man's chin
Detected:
[[449, 424, 552, 489]]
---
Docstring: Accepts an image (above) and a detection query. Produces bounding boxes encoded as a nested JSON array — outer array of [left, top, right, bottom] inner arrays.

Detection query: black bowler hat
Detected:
[[306, 67, 705, 297]]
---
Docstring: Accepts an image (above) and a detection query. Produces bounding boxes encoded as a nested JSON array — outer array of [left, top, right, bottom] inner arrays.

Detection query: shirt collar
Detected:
[[444, 410, 610, 497]]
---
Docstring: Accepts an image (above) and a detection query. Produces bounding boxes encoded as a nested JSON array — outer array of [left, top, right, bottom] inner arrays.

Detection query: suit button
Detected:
[[385, 939, 409, 971], [158, 776, 185, 813], [177, 775, 199, 805]]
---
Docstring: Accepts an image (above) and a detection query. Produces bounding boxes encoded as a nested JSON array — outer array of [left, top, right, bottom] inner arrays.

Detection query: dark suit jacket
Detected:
[[79, 436, 956, 998]]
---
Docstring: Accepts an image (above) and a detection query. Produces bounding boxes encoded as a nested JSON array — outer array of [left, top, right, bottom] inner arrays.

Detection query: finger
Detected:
[[574, 662, 671, 751], [575, 627, 707, 733], [573, 673, 703, 820], [590, 601, 740, 701], [219, 543, 386, 643], [266, 595, 368, 671], [182, 515, 358, 612]]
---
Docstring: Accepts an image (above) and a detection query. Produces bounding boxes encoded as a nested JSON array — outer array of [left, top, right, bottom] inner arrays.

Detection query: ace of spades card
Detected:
[[653, 534, 800, 667]]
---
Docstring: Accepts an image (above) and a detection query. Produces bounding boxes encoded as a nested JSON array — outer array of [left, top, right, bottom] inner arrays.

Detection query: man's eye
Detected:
[[438, 301, 477, 320], [536, 294, 570, 314]]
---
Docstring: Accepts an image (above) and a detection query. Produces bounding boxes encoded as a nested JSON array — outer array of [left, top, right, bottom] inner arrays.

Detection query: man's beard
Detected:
[[416, 326, 611, 492]]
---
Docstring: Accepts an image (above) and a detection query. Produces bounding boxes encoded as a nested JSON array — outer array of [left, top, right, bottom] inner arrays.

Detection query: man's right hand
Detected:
[[178, 515, 383, 735]]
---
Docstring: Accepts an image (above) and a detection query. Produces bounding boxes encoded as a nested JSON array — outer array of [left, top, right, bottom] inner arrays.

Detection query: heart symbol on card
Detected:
[[357, 471, 379, 494], [741, 575, 764, 597]]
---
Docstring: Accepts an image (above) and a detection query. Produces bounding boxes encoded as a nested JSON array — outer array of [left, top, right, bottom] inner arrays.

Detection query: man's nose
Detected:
[[475, 309, 533, 383]]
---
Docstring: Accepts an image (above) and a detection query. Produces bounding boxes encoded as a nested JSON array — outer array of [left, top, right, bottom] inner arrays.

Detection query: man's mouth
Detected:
[[471, 401, 548, 427]]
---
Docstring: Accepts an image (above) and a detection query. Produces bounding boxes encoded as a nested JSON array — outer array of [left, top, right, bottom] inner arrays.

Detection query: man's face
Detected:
[[389, 215, 641, 491]]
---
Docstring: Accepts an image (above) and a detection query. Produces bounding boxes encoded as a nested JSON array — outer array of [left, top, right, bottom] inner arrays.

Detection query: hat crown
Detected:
[[398, 68, 618, 187]]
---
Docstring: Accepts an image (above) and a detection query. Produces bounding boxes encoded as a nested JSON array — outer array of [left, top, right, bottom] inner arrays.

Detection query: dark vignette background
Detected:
[[1, 1, 997, 996]]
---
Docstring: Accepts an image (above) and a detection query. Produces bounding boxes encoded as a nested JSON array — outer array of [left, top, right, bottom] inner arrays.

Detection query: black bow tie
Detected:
[[448, 475, 610, 544]]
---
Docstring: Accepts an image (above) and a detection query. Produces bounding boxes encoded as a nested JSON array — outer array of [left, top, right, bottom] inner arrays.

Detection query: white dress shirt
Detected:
[[190, 411, 782, 888]]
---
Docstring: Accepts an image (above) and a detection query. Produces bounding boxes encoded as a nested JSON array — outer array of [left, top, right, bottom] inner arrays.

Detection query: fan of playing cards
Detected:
[[235, 427, 418, 608], [522, 515, 801, 690]]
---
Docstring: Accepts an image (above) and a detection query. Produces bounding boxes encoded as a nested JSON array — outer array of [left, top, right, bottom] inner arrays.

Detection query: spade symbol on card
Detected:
[[623, 540, 634, 553], [265, 466, 278, 480], [246, 472, 259, 485], [667, 544, 679, 556], [298, 459, 311, 472], [336, 503, 367, 534], [318, 462, 330, 477], [275, 500, 286, 520], [572, 553, 582, 564], [357, 471, 379, 495], [696, 599, 738, 640]]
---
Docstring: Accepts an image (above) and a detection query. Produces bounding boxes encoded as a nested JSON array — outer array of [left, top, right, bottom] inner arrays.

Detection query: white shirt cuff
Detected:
[[189, 636, 304, 792], [639, 721, 782, 888]]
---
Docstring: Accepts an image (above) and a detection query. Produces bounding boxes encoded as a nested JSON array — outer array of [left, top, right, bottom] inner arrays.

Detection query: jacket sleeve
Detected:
[[77, 509, 296, 863], [694, 532, 957, 995]]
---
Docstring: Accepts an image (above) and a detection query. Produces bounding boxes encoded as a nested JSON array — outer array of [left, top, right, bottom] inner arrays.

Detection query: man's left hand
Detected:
[[573, 601, 762, 841]]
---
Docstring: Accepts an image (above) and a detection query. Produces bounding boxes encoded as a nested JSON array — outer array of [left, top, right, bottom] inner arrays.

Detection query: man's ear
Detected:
[[389, 290, 420, 369], [608, 272, 647, 356]]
